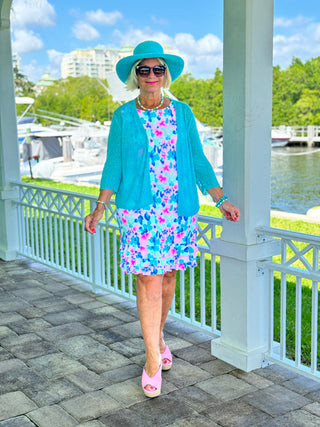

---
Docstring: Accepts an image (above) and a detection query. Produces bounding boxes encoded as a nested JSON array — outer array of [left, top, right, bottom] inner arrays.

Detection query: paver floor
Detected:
[[0, 257, 320, 426]]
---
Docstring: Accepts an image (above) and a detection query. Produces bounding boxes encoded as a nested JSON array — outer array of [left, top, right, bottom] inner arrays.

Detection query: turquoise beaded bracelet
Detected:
[[96, 200, 107, 208], [216, 195, 228, 208]]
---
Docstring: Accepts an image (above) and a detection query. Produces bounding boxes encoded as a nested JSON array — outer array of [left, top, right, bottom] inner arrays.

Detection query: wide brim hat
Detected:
[[116, 40, 184, 84]]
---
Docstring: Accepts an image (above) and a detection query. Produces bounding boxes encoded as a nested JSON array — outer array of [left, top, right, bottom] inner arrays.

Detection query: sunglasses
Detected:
[[136, 65, 166, 77]]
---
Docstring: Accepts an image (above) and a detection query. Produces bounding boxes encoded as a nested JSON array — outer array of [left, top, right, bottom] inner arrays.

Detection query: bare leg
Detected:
[[159, 270, 176, 355], [136, 273, 163, 384]]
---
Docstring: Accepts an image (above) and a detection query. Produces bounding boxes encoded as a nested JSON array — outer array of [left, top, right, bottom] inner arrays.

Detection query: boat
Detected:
[[307, 206, 320, 219], [272, 128, 291, 147], [16, 97, 49, 143], [17, 92, 222, 185], [18, 105, 110, 182]]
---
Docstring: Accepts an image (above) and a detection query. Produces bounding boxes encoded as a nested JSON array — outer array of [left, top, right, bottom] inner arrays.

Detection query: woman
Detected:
[[85, 41, 240, 398]]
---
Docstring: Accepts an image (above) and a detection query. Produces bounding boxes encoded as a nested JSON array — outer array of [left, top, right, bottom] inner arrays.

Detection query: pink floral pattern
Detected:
[[116, 104, 198, 275]]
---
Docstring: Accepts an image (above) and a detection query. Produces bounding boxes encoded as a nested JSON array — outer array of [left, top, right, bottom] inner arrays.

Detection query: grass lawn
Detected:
[[21, 176, 320, 368]]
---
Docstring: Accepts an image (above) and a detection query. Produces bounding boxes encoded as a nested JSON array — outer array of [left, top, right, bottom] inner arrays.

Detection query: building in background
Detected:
[[61, 45, 184, 80], [61, 48, 113, 79], [34, 72, 56, 95], [12, 52, 20, 72]]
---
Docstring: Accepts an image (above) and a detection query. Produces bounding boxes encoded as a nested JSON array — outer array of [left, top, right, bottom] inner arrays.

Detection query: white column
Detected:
[[211, 0, 278, 371], [0, 0, 20, 261]]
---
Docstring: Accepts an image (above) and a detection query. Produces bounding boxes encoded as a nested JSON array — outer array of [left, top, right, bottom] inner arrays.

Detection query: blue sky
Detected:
[[10, 0, 320, 82]]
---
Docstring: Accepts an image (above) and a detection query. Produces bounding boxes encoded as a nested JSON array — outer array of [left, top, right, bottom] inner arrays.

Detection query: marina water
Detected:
[[271, 147, 320, 214]]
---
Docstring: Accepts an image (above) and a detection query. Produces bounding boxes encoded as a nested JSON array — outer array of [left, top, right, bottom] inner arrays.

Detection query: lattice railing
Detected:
[[256, 226, 320, 380], [14, 182, 223, 336], [13, 182, 320, 381]]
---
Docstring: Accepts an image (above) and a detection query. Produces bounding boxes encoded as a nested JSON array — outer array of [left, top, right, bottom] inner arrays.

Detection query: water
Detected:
[[25, 142, 318, 215], [271, 147, 320, 214]]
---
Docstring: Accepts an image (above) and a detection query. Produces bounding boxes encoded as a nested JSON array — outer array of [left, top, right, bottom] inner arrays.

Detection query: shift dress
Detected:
[[116, 103, 198, 275]]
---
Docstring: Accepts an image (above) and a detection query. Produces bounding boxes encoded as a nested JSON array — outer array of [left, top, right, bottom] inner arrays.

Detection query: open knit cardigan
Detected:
[[100, 99, 219, 217]]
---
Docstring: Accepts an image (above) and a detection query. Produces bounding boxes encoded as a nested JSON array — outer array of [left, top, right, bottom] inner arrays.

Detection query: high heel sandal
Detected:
[[161, 345, 172, 371], [142, 364, 162, 398]]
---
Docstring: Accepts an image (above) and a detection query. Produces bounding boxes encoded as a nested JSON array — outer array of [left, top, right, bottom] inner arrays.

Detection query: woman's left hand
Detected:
[[219, 200, 240, 222]]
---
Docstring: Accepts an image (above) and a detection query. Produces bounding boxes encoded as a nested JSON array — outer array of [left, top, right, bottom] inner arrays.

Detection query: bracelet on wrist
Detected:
[[96, 200, 107, 208], [216, 195, 228, 208]]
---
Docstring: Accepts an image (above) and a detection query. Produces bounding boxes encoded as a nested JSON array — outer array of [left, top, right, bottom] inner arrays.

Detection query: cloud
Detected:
[[47, 49, 64, 64], [273, 21, 320, 67], [112, 27, 172, 47], [19, 50, 63, 83], [187, 54, 223, 79], [20, 59, 43, 83], [111, 15, 320, 76], [47, 49, 65, 77], [86, 9, 122, 26], [272, 14, 320, 67], [151, 15, 169, 26], [174, 33, 223, 78], [72, 21, 100, 41], [174, 33, 222, 55], [111, 28, 223, 78], [11, 0, 56, 28], [274, 15, 311, 29], [314, 23, 320, 41], [12, 29, 44, 53], [11, 0, 56, 54]]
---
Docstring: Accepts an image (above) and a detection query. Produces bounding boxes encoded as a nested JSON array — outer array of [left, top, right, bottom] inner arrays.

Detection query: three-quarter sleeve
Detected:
[[100, 113, 122, 192], [186, 106, 220, 194]]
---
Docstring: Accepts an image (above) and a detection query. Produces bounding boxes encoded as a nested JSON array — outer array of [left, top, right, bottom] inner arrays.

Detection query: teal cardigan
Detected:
[[100, 99, 219, 217]]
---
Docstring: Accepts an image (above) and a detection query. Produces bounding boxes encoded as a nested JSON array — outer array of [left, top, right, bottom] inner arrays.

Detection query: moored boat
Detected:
[[306, 206, 320, 219], [272, 128, 291, 147]]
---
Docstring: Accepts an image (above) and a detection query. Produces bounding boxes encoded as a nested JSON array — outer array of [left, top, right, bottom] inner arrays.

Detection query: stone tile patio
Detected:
[[0, 257, 320, 426]]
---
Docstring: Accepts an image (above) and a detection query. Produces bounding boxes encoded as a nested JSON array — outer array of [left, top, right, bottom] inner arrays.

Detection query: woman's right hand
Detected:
[[84, 205, 105, 234]]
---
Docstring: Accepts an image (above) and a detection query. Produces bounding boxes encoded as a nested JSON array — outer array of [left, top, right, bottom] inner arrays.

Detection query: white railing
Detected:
[[13, 182, 320, 380], [207, 125, 320, 140], [257, 226, 320, 381], [14, 182, 223, 336], [288, 125, 320, 140], [272, 125, 320, 143]]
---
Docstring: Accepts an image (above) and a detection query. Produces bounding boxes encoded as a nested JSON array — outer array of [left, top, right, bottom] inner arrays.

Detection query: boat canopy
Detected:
[[15, 97, 35, 105]]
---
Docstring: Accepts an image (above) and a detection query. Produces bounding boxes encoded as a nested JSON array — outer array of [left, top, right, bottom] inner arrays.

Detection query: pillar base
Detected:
[[0, 248, 18, 261], [211, 337, 268, 372]]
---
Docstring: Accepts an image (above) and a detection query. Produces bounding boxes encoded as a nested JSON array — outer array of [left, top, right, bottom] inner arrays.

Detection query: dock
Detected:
[[210, 125, 320, 147], [286, 125, 320, 147]]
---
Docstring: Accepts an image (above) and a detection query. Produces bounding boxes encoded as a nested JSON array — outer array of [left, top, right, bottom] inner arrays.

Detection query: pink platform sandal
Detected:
[[161, 345, 172, 371], [142, 365, 162, 398]]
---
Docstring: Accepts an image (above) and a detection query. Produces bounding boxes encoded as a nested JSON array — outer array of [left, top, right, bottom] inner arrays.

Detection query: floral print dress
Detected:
[[116, 103, 198, 275]]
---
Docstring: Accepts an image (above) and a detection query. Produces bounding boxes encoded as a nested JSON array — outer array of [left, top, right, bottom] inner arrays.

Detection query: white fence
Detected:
[[288, 125, 320, 142], [13, 182, 320, 380], [14, 182, 223, 336], [257, 226, 320, 381], [212, 125, 320, 145]]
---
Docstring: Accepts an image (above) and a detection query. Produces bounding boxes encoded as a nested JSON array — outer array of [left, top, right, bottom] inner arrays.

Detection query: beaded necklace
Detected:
[[137, 95, 164, 111]]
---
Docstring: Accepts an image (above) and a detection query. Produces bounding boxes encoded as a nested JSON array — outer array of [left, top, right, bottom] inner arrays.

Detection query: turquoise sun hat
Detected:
[[116, 40, 184, 84]]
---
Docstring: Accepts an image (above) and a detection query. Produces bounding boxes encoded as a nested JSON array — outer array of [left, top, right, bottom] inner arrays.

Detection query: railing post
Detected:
[[89, 200, 103, 289], [0, 1, 21, 261], [307, 125, 315, 147], [212, 0, 275, 372]]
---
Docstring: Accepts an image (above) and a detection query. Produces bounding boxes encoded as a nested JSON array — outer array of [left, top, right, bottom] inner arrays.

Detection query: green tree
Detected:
[[14, 67, 35, 97], [304, 56, 320, 90], [21, 55, 320, 128], [272, 59, 307, 125], [14, 67, 36, 116], [272, 56, 320, 126], [34, 76, 120, 123], [292, 89, 320, 125], [170, 69, 223, 126]]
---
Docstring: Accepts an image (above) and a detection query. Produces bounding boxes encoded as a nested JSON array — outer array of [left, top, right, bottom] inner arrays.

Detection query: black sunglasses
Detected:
[[136, 65, 166, 77]]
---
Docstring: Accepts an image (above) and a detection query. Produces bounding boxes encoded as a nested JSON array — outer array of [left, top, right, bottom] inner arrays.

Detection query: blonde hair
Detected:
[[126, 57, 172, 91]]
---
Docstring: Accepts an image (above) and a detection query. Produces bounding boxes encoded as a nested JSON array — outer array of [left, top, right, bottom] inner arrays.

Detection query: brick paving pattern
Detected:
[[0, 257, 320, 426]]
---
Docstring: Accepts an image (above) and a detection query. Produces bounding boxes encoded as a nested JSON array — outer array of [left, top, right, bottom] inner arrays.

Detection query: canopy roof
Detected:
[[15, 97, 35, 105]]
